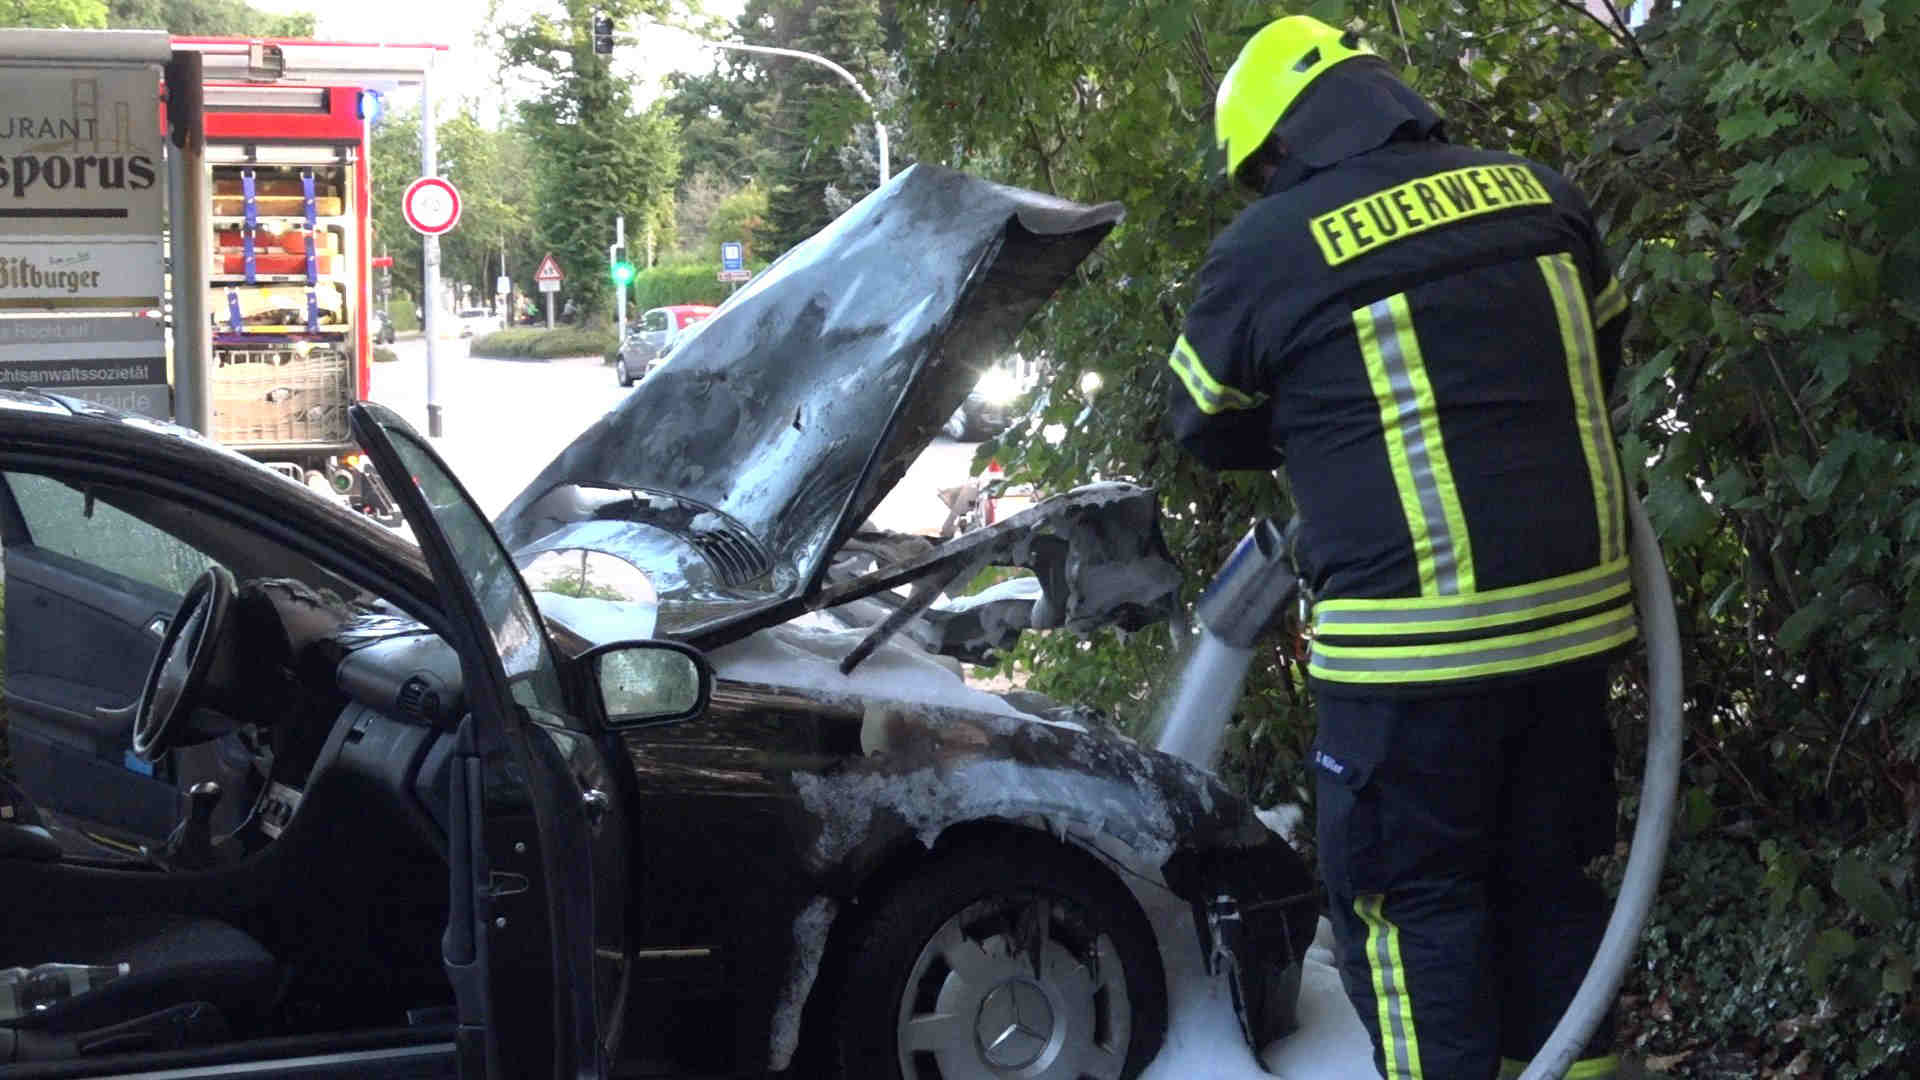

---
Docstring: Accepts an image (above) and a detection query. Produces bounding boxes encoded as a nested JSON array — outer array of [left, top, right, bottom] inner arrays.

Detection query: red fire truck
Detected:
[[173, 38, 443, 520]]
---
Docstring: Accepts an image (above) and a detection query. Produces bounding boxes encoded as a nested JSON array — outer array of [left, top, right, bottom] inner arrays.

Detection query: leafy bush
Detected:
[[1620, 829, 1916, 1077], [626, 258, 770, 311], [386, 297, 419, 333], [372, 346, 399, 364], [468, 327, 617, 360]]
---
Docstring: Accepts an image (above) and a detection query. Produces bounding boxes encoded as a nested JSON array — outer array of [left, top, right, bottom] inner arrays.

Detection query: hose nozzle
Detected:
[[1196, 517, 1301, 649]]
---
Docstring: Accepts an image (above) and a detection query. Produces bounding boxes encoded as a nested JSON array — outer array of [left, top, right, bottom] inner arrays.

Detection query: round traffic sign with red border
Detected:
[[403, 176, 462, 236]]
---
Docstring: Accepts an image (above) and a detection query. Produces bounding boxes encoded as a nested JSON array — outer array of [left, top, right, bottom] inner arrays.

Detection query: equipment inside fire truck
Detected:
[[197, 80, 395, 518], [168, 38, 443, 521]]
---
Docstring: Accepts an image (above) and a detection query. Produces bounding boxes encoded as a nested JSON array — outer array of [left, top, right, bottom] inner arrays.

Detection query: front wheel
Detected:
[[834, 842, 1167, 1080], [616, 358, 633, 387]]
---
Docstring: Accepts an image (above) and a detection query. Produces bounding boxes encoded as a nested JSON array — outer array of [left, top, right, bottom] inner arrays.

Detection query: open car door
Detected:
[[349, 402, 633, 1080]]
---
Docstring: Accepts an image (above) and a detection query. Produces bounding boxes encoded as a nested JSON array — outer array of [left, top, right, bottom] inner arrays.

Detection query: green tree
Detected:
[[673, 170, 766, 263], [105, 0, 314, 34], [1, 0, 105, 26], [497, 0, 683, 317], [747, 0, 894, 254], [368, 104, 424, 302], [662, 50, 780, 186], [703, 180, 768, 263], [897, 0, 1920, 1071], [435, 108, 539, 300], [369, 105, 543, 315]]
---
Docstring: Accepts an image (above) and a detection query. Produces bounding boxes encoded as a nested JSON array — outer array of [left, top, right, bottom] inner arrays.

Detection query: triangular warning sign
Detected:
[[534, 254, 564, 282]]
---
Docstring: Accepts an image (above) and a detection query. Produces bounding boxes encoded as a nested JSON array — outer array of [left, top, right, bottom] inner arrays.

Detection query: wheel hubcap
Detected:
[[896, 895, 1131, 1079], [976, 979, 1055, 1068]]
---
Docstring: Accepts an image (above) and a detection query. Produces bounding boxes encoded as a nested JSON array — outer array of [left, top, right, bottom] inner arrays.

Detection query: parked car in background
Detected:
[[456, 307, 496, 339], [616, 304, 715, 386]]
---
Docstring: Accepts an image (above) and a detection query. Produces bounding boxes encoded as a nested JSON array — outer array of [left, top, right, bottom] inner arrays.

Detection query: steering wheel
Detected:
[[131, 566, 237, 763]]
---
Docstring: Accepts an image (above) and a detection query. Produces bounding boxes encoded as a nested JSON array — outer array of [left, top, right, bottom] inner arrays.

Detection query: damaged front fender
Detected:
[[691, 680, 1314, 1071]]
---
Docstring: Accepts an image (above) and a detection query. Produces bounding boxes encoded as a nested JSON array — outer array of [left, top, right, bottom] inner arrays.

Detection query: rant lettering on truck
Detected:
[[1310, 164, 1551, 267]]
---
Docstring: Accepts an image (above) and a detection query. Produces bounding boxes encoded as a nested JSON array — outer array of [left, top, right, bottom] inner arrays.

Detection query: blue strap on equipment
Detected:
[[226, 287, 243, 334], [301, 170, 318, 286], [241, 169, 258, 284]]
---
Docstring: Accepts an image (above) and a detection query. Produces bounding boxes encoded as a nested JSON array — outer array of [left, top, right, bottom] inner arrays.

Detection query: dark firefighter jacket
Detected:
[[1168, 64, 1634, 696]]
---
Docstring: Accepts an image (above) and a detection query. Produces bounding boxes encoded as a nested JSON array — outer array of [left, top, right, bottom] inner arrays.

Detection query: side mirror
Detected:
[[583, 639, 711, 726]]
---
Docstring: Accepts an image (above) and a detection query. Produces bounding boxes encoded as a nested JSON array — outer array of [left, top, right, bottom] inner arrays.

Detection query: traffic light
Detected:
[[611, 258, 635, 286], [592, 13, 614, 54]]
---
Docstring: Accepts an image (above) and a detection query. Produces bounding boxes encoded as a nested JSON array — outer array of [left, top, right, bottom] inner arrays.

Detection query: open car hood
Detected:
[[495, 166, 1125, 645]]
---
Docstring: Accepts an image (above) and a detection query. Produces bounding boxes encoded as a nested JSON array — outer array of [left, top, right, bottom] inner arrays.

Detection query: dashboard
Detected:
[[244, 627, 470, 860]]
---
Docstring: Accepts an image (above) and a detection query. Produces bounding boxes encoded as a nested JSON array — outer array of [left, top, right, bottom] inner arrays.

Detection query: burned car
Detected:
[[0, 165, 1316, 1080]]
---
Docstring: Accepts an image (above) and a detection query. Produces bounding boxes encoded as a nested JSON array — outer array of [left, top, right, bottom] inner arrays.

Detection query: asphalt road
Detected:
[[368, 335, 986, 533]]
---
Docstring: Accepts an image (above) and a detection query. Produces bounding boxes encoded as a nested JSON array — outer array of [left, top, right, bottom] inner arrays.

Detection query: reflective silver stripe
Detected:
[[1545, 255, 1625, 563], [1370, 298, 1463, 595], [1360, 895, 1419, 1079], [1311, 606, 1636, 675], [1315, 563, 1631, 630]]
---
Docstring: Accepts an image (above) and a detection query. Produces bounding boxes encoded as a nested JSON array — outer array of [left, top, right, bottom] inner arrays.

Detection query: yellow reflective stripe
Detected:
[[1593, 278, 1628, 326], [1356, 894, 1425, 1080], [1314, 603, 1632, 660], [1311, 164, 1553, 266], [1168, 333, 1263, 415], [1314, 559, 1631, 635], [1499, 1056, 1619, 1079], [1317, 557, 1629, 615], [1315, 576, 1631, 637], [1568, 1056, 1621, 1079], [1356, 303, 1436, 595], [1539, 253, 1626, 565], [1354, 295, 1476, 597], [1309, 603, 1637, 683]]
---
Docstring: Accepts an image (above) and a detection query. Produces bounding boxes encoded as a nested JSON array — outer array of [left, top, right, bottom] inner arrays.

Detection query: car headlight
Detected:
[[977, 368, 1022, 406]]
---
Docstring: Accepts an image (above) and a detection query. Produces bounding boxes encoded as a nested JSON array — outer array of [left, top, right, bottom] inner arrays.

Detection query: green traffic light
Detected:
[[611, 260, 635, 285]]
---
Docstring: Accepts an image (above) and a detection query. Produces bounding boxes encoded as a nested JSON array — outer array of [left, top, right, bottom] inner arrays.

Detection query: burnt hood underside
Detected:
[[494, 165, 1124, 644]]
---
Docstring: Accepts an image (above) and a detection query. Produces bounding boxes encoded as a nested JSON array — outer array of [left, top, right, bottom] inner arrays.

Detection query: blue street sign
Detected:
[[721, 241, 745, 272]]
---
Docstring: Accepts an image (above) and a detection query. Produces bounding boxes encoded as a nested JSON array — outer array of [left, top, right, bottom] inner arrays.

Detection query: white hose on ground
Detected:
[[1518, 495, 1684, 1080]]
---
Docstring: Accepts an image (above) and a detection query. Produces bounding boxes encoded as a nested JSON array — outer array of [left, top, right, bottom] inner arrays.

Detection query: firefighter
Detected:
[[1166, 15, 1633, 1080]]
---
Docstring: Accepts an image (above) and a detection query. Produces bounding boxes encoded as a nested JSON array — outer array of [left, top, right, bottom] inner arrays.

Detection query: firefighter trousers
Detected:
[[1311, 665, 1621, 1080]]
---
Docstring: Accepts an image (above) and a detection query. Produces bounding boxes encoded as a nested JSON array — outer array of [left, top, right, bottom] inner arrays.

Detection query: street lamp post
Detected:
[[629, 28, 889, 185]]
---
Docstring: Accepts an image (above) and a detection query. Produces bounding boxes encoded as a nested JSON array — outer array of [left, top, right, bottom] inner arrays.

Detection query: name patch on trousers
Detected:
[[1310, 164, 1551, 266], [1313, 749, 1349, 777]]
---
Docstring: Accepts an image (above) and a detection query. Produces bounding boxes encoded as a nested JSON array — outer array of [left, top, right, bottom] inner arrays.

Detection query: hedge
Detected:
[[625, 259, 771, 311], [467, 326, 618, 360], [386, 297, 419, 333]]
